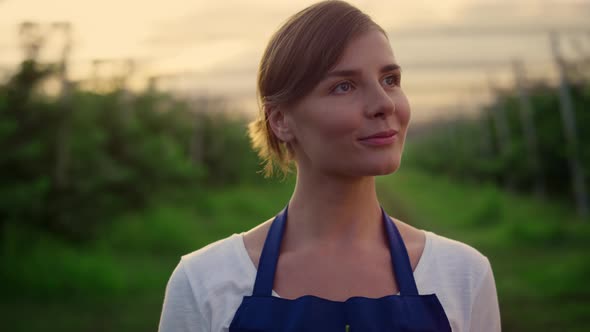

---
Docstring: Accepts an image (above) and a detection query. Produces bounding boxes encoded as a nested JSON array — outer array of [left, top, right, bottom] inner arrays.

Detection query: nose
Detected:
[[364, 82, 395, 119]]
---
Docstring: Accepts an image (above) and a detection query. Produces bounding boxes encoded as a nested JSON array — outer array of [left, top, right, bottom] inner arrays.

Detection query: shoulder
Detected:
[[420, 230, 492, 292], [160, 234, 255, 331], [425, 231, 492, 278], [172, 233, 257, 302], [241, 217, 275, 269], [179, 233, 254, 293], [417, 232, 498, 331], [181, 233, 244, 272]]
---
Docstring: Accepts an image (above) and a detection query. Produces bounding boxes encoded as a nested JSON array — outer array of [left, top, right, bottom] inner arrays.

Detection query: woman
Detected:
[[159, 1, 501, 331]]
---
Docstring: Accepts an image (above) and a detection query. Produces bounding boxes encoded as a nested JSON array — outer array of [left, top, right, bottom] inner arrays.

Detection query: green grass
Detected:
[[2, 170, 589, 331], [1, 181, 294, 332]]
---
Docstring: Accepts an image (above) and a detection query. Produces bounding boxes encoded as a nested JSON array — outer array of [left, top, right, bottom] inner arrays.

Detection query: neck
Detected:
[[284, 168, 386, 252]]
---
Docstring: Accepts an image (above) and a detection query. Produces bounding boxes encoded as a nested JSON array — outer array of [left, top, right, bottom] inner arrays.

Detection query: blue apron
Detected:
[[229, 206, 451, 331]]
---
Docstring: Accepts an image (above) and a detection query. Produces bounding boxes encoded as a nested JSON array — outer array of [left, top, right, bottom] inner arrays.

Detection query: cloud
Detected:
[[144, 1, 304, 48], [455, 0, 590, 26]]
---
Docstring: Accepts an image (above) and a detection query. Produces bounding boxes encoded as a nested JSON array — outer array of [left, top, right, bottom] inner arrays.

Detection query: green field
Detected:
[[2, 169, 589, 331]]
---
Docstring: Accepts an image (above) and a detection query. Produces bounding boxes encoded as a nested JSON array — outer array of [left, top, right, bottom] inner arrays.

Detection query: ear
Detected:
[[266, 105, 295, 143]]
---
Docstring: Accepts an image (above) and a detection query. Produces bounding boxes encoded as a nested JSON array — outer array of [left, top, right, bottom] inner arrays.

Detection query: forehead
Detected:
[[331, 30, 396, 70]]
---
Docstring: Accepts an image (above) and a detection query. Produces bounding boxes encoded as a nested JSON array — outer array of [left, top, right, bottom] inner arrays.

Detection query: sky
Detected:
[[1, 0, 589, 122]]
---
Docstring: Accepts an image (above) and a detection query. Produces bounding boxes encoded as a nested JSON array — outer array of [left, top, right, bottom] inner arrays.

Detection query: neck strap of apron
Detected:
[[252, 205, 419, 297]]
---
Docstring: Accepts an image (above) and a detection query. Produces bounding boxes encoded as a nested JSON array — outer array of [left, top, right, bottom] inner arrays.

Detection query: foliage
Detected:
[[405, 74, 590, 203], [0, 58, 261, 242]]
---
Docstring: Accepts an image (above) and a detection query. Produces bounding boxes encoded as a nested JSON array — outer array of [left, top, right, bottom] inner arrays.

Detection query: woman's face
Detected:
[[285, 29, 411, 177]]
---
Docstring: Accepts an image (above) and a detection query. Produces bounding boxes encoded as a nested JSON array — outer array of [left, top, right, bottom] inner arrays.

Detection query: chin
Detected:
[[372, 162, 400, 176], [372, 152, 403, 174], [359, 156, 401, 176], [324, 152, 403, 177], [360, 145, 405, 176]]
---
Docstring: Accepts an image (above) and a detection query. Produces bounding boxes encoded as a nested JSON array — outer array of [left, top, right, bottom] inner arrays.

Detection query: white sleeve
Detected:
[[468, 258, 501, 332], [158, 260, 209, 332]]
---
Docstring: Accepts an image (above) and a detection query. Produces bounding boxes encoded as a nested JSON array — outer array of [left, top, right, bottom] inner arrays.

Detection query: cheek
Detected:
[[299, 102, 361, 140], [396, 94, 411, 129]]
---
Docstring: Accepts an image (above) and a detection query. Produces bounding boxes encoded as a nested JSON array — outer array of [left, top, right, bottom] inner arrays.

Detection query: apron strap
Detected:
[[382, 208, 419, 296], [252, 205, 420, 297], [252, 206, 287, 296]]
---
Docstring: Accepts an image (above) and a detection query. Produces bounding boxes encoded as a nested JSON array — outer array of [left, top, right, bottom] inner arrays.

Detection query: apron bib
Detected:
[[229, 206, 451, 331]]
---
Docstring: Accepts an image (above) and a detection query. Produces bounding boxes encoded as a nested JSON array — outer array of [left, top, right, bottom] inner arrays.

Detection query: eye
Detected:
[[331, 81, 354, 95], [383, 73, 401, 87]]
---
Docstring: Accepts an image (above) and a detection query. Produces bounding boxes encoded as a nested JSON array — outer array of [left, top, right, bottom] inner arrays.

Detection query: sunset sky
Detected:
[[1, 0, 589, 122]]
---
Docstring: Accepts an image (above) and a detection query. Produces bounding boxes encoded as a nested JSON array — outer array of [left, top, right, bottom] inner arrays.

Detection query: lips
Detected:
[[358, 129, 399, 140], [358, 129, 399, 147]]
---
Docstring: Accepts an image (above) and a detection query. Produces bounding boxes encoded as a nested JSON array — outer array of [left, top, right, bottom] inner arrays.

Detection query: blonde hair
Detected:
[[248, 0, 385, 177]]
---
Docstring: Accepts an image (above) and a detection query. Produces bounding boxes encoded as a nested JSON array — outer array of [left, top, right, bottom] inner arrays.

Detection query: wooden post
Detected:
[[18, 22, 44, 60], [479, 107, 494, 158], [487, 77, 514, 192], [52, 22, 72, 190], [550, 32, 588, 219], [470, 86, 494, 159], [191, 97, 207, 165], [91, 59, 100, 92], [512, 59, 545, 199], [119, 58, 135, 125]]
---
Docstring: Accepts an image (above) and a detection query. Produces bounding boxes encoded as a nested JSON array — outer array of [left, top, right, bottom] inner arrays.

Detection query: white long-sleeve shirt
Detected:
[[158, 230, 501, 332]]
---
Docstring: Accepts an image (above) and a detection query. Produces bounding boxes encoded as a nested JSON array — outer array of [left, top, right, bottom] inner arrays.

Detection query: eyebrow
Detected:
[[324, 64, 401, 79]]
